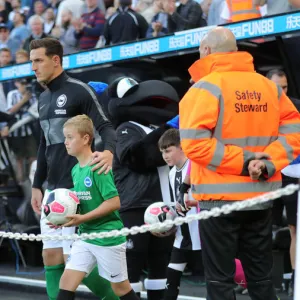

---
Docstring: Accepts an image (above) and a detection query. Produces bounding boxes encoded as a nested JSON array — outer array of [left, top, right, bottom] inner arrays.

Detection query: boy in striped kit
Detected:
[[158, 128, 201, 300]]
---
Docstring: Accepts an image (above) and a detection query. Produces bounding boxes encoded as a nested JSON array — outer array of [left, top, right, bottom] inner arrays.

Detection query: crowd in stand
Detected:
[[0, 0, 299, 60]]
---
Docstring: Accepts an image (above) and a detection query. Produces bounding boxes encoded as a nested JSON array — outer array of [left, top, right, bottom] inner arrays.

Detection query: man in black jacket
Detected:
[[104, 0, 148, 45], [163, 0, 205, 33], [29, 38, 117, 300]]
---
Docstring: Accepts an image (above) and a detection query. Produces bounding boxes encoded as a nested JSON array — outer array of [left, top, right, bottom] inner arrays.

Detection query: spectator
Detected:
[[83, 0, 107, 14], [10, 11, 30, 42], [33, 0, 46, 17], [47, 0, 61, 16], [140, 0, 160, 23], [105, 6, 117, 19], [51, 9, 78, 54], [6, 79, 37, 182], [134, 0, 153, 15], [207, 0, 226, 25], [0, 48, 15, 106], [163, 0, 205, 33], [0, 47, 12, 67], [104, 0, 148, 45], [146, 0, 168, 38], [8, 0, 22, 23], [23, 15, 47, 52], [5, 0, 13, 15], [55, 0, 85, 27], [15, 49, 29, 63], [200, 0, 211, 25], [221, 0, 266, 23], [0, 23, 22, 58], [44, 7, 55, 34], [74, 0, 105, 50], [254, 0, 298, 15], [142, 0, 164, 25], [0, 0, 8, 24]]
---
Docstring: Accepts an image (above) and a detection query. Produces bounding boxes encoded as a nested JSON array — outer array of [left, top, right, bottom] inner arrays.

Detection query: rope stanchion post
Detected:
[[294, 189, 300, 300]]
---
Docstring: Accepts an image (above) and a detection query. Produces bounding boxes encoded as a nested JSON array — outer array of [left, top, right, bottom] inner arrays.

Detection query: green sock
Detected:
[[44, 263, 65, 300], [83, 267, 120, 300]]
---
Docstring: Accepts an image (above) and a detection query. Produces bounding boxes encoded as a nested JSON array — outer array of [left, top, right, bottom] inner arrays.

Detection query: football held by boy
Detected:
[[57, 115, 139, 300]]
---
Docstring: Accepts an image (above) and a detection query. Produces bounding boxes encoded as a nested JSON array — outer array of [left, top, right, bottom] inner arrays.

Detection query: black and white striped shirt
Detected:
[[169, 159, 201, 250], [6, 89, 36, 137]]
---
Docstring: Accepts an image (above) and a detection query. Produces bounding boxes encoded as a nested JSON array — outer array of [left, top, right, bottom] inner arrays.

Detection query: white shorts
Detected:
[[65, 240, 128, 283], [41, 190, 75, 255]]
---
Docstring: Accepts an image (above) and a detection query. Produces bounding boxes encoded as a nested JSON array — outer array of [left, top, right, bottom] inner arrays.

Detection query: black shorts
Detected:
[[282, 175, 298, 227], [120, 207, 174, 253], [169, 247, 202, 265], [8, 135, 37, 159]]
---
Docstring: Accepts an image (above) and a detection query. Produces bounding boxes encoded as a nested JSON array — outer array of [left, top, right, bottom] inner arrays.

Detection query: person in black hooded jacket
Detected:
[[107, 77, 179, 300]]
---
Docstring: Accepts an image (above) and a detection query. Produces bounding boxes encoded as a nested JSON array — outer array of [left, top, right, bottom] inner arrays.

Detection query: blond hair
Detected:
[[15, 49, 29, 60], [64, 114, 94, 145]]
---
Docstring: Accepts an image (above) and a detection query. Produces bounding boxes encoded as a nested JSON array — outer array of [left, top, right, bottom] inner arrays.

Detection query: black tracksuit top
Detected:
[[33, 71, 116, 190]]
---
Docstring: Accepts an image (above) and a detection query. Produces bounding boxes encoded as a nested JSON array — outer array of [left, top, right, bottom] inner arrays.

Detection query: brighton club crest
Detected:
[[57, 94, 67, 107]]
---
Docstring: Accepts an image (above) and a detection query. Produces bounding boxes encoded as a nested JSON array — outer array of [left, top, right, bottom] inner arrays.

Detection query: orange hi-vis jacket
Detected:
[[179, 51, 300, 201], [226, 0, 261, 22]]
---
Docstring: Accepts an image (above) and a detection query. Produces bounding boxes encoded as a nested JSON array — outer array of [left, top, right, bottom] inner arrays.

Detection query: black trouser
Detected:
[[120, 208, 174, 300], [199, 208, 277, 300]]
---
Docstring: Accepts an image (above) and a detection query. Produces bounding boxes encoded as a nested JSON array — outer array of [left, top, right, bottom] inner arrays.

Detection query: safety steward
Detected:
[[179, 27, 300, 300]]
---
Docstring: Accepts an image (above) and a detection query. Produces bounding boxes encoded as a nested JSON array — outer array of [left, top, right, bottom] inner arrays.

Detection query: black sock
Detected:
[[57, 289, 75, 300], [147, 289, 165, 300], [291, 269, 295, 285], [120, 289, 140, 300], [164, 268, 182, 300]]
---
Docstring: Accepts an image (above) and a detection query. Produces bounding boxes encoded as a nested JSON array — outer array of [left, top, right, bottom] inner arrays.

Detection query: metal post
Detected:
[[294, 190, 300, 299]]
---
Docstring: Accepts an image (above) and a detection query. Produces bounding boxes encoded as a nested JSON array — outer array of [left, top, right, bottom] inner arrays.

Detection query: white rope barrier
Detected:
[[0, 183, 298, 242]]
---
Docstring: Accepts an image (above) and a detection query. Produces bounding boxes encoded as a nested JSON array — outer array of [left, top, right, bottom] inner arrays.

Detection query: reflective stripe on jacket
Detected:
[[180, 51, 300, 201], [226, 0, 261, 22]]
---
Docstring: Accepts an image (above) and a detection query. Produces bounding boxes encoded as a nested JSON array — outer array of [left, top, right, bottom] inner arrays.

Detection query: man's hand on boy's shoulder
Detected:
[[89, 150, 113, 174]]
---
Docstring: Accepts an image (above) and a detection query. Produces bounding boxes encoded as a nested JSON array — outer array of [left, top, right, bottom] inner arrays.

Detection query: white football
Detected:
[[44, 189, 79, 225], [144, 202, 176, 234]]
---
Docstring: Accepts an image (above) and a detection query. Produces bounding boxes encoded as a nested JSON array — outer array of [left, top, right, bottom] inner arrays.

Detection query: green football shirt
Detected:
[[71, 164, 126, 247]]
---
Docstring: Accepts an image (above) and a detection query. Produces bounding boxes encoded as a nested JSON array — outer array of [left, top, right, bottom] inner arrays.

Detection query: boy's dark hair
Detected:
[[158, 128, 181, 150], [266, 69, 286, 80], [29, 38, 63, 65]]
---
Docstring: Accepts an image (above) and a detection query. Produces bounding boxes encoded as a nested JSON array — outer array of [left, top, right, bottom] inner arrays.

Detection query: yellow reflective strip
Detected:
[[180, 128, 211, 140], [279, 123, 300, 134], [192, 181, 281, 194], [207, 141, 225, 171]]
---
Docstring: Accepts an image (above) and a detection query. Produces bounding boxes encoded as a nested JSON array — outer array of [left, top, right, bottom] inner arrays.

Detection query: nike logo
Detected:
[[121, 129, 128, 134], [110, 274, 120, 278], [40, 104, 46, 110]]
